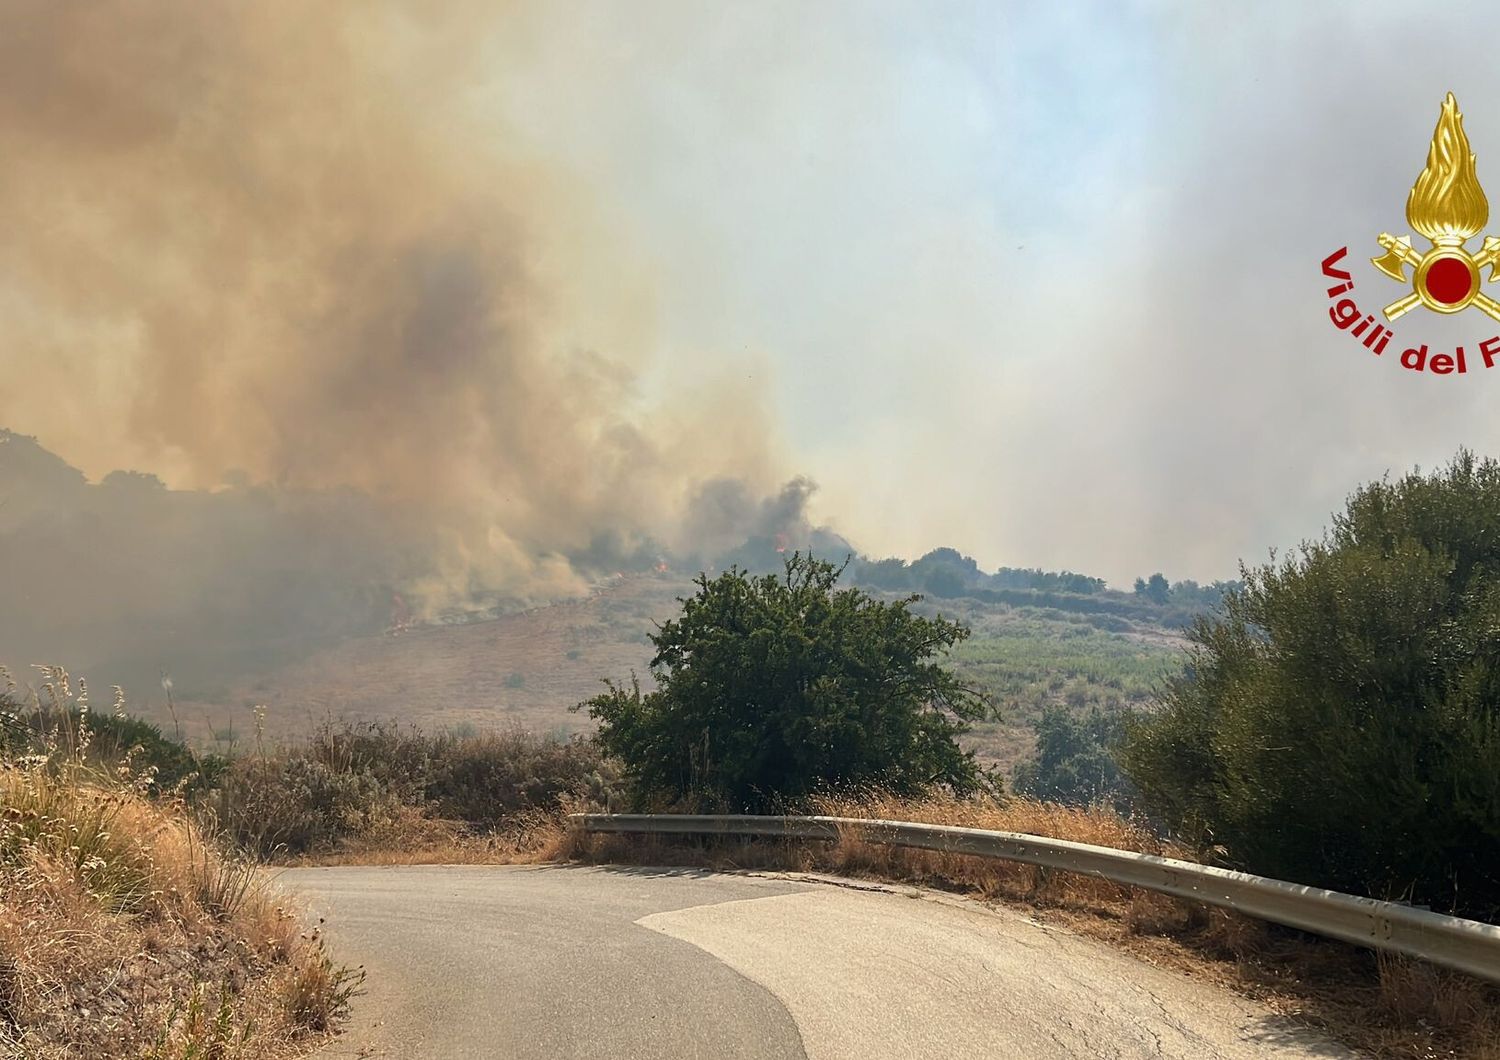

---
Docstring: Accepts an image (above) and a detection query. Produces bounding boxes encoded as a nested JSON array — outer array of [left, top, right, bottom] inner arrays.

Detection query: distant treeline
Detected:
[[844, 547, 1240, 619]]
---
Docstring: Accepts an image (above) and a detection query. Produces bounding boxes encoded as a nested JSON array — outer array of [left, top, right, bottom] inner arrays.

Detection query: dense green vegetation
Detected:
[[849, 546, 1239, 629], [852, 549, 1107, 596], [1012, 706, 1132, 810], [580, 554, 994, 810], [947, 620, 1173, 718], [922, 614, 1174, 783], [1124, 451, 1500, 919]]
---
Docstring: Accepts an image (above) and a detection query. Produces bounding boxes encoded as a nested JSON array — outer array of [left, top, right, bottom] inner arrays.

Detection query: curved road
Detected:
[[283, 865, 1359, 1060]]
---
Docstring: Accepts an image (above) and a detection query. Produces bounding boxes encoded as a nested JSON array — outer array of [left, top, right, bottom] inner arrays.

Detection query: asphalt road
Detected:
[[283, 865, 1361, 1060]]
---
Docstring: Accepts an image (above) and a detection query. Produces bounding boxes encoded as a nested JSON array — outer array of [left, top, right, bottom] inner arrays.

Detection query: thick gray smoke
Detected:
[[0, 428, 830, 694], [0, 2, 823, 688]]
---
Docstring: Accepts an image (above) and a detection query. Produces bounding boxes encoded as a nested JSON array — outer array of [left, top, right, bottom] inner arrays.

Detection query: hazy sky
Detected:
[[495, 2, 1500, 585], [9, 2, 1500, 591]]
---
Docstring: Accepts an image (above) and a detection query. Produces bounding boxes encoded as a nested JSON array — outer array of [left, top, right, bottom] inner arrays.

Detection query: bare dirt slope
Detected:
[[178, 574, 692, 742]]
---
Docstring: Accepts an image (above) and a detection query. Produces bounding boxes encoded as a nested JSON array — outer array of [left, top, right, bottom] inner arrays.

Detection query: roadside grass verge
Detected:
[[0, 761, 361, 1058], [0, 670, 360, 1058], [272, 805, 572, 868], [9, 673, 1491, 1058], [559, 794, 1499, 1060], [207, 720, 620, 861]]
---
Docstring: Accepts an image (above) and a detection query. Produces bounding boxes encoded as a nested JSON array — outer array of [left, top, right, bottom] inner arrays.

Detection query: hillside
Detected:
[[4, 426, 1202, 779], [165, 571, 1190, 781], [0, 429, 845, 697], [907, 593, 1185, 773], [173, 573, 687, 745]]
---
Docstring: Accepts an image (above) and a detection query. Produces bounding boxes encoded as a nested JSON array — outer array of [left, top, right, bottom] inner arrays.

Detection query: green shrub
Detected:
[[1123, 451, 1500, 918], [89, 711, 228, 791], [1013, 706, 1133, 811], [580, 554, 993, 810]]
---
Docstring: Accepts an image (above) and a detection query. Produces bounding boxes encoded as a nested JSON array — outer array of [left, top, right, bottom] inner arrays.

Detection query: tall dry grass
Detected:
[[209, 718, 622, 859], [0, 667, 360, 1058]]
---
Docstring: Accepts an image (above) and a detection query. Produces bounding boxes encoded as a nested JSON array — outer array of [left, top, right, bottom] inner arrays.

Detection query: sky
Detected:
[[492, 2, 1500, 585], [7, 2, 1500, 591]]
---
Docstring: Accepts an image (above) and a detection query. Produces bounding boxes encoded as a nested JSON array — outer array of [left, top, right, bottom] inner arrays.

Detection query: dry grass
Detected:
[[558, 794, 1500, 1060], [277, 805, 572, 868], [0, 760, 361, 1058], [207, 719, 620, 860], [174, 574, 692, 744]]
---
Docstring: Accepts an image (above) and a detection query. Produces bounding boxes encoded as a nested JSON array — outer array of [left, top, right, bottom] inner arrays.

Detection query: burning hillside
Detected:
[[0, 2, 850, 697], [0, 4, 832, 619], [0, 429, 842, 700]]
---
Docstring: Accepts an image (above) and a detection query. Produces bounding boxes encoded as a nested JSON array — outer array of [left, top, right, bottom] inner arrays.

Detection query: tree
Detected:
[[1013, 706, 1132, 810], [909, 547, 980, 599], [992, 567, 1106, 594], [578, 553, 993, 810], [853, 556, 913, 591], [1167, 578, 1246, 611], [1122, 451, 1500, 918], [1133, 573, 1170, 604]]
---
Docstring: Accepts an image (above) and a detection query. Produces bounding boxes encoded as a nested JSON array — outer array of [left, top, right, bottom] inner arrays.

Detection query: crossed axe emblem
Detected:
[[1371, 231, 1500, 322]]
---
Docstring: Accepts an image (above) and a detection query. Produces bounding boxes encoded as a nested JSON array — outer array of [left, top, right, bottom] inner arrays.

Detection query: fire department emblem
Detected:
[[1371, 93, 1500, 322]]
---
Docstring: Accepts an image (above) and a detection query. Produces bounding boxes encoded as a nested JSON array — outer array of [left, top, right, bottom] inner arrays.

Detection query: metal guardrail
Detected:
[[571, 813, 1500, 983]]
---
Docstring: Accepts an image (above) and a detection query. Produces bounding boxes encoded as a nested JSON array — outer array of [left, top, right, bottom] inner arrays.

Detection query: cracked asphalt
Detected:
[[284, 864, 1363, 1059]]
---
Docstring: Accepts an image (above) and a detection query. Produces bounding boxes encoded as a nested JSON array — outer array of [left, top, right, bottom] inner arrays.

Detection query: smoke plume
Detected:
[[0, 2, 838, 692], [0, 3, 807, 606]]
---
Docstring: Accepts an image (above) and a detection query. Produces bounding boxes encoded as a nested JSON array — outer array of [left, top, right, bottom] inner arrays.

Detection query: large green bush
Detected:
[[1123, 451, 1500, 918], [579, 554, 993, 810]]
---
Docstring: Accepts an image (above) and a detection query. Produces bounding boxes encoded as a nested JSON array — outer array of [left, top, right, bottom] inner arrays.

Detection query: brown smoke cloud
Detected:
[[0, 0, 792, 614]]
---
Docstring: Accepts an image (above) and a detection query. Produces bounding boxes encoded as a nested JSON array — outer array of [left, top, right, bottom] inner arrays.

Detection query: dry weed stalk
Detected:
[[0, 666, 360, 1058]]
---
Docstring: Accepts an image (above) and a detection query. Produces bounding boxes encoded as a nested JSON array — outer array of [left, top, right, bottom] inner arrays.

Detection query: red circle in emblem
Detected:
[[1426, 257, 1474, 305]]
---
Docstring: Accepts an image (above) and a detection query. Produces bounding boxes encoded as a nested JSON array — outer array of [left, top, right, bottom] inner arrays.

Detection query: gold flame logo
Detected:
[[1407, 93, 1488, 243], [1372, 93, 1500, 320]]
